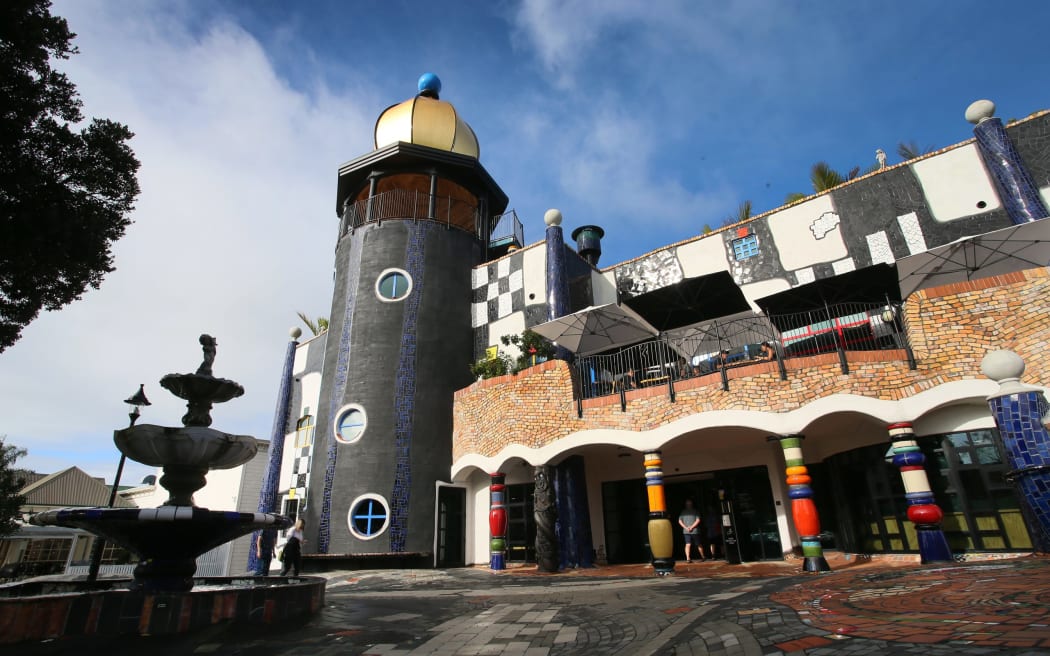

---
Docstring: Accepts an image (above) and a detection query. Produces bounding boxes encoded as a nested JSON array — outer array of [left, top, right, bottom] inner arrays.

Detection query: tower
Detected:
[[307, 74, 508, 557]]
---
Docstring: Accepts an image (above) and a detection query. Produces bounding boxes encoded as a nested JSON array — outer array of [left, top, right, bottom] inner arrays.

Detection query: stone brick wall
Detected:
[[453, 269, 1050, 461]]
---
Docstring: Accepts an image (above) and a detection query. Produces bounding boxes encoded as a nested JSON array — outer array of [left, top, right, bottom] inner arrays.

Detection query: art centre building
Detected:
[[257, 76, 1050, 570]]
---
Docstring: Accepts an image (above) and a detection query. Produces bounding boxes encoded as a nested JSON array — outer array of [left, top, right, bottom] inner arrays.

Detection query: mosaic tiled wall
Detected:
[[987, 390, 1050, 552], [389, 220, 427, 552], [604, 112, 1050, 305], [314, 230, 366, 553], [453, 269, 1050, 461]]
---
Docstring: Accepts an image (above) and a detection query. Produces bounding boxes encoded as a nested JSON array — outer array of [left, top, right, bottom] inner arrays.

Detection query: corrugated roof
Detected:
[[19, 467, 134, 509]]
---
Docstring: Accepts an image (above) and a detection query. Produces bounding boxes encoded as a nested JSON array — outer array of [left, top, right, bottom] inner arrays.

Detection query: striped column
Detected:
[[489, 472, 508, 570], [643, 451, 675, 575], [888, 422, 953, 563], [770, 434, 829, 572]]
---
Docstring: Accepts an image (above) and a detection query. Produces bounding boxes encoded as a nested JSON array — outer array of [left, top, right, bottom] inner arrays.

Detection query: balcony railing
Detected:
[[489, 210, 524, 249], [340, 188, 484, 238], [573, 301, 914, 405]]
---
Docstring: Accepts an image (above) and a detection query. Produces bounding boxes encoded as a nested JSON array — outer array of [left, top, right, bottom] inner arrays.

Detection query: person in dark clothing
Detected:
[[703, 509, 722, 559], [281, 518, 305, 576]]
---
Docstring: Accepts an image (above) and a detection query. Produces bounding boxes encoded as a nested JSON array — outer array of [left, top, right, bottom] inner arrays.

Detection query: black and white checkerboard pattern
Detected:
[[472, 251, 525, 328], [287, 444, 311, 503]]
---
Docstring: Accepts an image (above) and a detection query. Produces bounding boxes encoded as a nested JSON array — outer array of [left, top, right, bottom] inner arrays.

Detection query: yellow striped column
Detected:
[[643, 450, 674, 575]]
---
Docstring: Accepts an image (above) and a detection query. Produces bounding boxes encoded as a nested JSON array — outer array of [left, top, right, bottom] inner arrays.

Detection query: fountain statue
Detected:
[[30, 335, 293, 592]]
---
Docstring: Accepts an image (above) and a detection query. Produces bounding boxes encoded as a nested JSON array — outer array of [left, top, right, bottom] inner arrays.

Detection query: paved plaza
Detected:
[[9, 554, 1050, 655]]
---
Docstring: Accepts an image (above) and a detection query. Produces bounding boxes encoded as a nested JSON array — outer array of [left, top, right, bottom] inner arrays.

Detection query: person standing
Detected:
[[281, 518, 306, 576], [255, 528, 276, 576], [677, 499, 704, 563]]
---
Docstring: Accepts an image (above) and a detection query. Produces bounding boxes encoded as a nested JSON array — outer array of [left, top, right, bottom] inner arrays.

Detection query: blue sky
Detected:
[[2, 0, 1048, 485]]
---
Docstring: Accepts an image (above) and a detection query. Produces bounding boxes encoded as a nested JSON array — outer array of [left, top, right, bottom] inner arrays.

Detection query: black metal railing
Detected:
[[489, 210, 524, 247], [340, 188, 483, 238], [573, 301, 914, 404]]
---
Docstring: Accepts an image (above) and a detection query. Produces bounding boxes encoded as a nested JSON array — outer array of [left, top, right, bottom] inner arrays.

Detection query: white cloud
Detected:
[[0, 2, 377, 482]]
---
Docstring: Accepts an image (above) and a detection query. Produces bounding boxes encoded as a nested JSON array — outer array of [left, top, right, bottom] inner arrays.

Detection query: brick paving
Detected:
[[6, 554, 1050, 655]]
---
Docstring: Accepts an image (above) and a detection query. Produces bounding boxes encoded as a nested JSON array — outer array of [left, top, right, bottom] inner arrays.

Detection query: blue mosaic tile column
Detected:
[[318, 233, 366, 553], [982, 350, 1050, 553], [968, 100, 1049, 224], [887, 422, 953, 563], [247, 331, 299, 574], [555, 455, 594, 569], [388, 220, 428, 552], [544, 209, 572, 362]]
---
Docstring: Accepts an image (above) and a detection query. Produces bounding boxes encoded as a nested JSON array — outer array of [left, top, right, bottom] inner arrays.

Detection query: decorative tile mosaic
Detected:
[[470, 252, 525, 328], [809, 212, 841, 240], [896, 212, 928, 255], [987, 390, 1050, 552], [614, 248, 683, 297], [831, 257, 856, 275], [866, 231, 894, 265], [247, 338, 297, 574], [318, 234, 366, 553], [389, 220, 428, 552], [974, 118, 1050, 225]]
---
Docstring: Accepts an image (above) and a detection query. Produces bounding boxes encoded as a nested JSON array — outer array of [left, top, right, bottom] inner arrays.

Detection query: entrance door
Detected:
[[436, 486, 466, 568], [665, 466, 782, 562]]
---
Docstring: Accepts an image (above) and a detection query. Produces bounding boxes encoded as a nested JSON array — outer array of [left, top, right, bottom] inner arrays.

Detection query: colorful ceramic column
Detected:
[[643, 451, 675, 575], [887, 422, 953, 563], [489, 472, 508, 570], [770, 434, 829, 572], [534, 465, 559, 573], [982, 350, 1050, 552], [248, 328, 300, 575], [544, 209, 572, 362], [967, 99, 1049, 224]]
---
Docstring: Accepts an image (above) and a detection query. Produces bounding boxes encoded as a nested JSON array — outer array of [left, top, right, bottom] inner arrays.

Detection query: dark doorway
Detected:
[[506, 483, 536, 563], [436, 486, 466, 568], [602, 465, 782, 564]]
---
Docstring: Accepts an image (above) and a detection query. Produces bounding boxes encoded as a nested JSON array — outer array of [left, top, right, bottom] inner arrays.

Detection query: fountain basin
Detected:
[[114, 424, 257, 469], [31, 507, 292, 592], [0, 575, 325, 645]]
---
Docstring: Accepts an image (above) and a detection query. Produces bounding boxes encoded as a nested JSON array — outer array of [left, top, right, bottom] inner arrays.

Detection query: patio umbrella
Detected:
[[663, 311, 775, 359], [623, 271, 750, 331], [897, 219, 1050, 298], [530, 303, 660, 356]]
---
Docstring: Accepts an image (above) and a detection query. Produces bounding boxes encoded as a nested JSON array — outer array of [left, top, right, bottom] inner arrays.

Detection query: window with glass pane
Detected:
[[336, 407, 365, 443], [350, 497, 388, 538], [732, 235, 760, 261], [377, 271, 410, 300], [295, 415, 314, 448]]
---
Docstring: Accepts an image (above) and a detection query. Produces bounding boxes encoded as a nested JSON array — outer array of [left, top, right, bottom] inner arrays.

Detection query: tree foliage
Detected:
[[296, 311, 329, 336], [896, 141, 936, 161], [0, 436, 28, 538], [0, 0, 141, 352]]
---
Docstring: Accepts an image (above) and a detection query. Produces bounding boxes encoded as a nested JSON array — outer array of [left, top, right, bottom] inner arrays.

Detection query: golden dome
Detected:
[[373, 76, 479, 159]]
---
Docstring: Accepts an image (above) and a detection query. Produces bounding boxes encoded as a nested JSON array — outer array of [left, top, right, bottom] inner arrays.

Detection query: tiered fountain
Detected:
[[0, 336, 324, 645]]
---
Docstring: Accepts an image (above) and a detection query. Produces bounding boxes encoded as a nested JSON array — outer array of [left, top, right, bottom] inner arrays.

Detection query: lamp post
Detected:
[[86, 385, 151, 582]]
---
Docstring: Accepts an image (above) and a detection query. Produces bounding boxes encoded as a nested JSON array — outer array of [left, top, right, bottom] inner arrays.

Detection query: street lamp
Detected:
[[86, 385, 151, 582]]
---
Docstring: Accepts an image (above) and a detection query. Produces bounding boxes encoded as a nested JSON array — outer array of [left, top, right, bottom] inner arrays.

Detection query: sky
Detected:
[[2, 0, 1048, 485]]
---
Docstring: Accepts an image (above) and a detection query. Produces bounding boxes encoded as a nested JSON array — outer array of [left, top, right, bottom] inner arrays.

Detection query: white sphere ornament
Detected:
[[290, 326, 303, 339], [543, 209, 563, 226], [981, 349, 1034, 396], [965, 99, 996, 124]]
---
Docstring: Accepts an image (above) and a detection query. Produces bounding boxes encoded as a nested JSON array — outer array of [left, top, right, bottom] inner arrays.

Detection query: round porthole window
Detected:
[[334, 404, 366, 444], [375, 268, 412, 302], [347, 494, 390, 540]]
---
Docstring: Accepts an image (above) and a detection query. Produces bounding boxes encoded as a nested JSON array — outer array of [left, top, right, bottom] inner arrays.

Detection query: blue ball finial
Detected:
[[418, 72, 441, 98]]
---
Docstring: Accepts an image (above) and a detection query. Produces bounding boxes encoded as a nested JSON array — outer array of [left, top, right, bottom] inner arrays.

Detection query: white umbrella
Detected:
[[530, 303, 660, 356], [897, 220, 1050, 298]]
